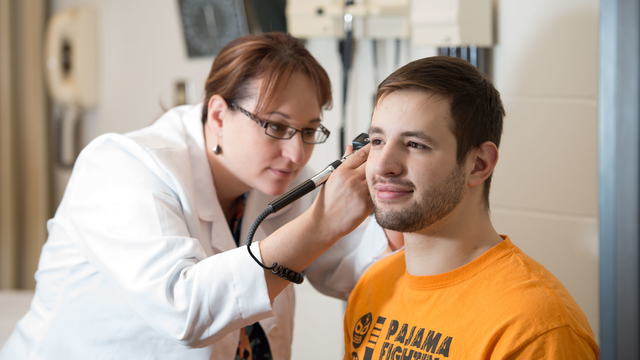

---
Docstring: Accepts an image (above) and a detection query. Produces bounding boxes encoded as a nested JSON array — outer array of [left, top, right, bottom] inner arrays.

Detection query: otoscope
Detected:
[[246, 133, 370, 284]]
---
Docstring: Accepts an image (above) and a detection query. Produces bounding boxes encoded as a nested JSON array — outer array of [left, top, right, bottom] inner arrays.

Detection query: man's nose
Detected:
[[374, 144, 404, 177]]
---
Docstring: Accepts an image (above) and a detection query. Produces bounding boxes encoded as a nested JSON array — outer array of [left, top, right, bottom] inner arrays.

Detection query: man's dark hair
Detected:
[[375, 56, 505, 209]]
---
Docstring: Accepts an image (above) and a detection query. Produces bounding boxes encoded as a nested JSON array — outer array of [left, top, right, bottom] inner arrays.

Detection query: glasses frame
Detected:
[[229, 102, 330, 144]]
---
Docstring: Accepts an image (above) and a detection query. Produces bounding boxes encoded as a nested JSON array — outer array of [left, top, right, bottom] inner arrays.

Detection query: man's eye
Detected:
[[371, 139, 383, 145], [408, 141, 425, 149]]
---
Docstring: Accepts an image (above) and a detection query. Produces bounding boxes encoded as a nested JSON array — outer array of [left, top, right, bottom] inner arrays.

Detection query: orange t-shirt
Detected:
[[343, 237, 599, 360]]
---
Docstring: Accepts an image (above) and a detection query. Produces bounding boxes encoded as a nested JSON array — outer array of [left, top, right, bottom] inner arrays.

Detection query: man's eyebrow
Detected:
[[369, 127, 438, 146], [369, 126, 384, 135], [401, 131, 438, 146]]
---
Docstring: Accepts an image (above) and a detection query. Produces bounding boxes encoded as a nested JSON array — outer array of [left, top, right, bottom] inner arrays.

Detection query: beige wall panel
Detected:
[[493, 0, 599, 98], [16, 0, 49, 289], [0, 0, 17, 289], [491, 98, 597, 216], [293, 281, 344, 359], [491, 209, 599, 342]]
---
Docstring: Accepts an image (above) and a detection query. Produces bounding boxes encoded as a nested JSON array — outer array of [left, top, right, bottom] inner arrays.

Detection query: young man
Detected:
[[343, 57, 599, 359]]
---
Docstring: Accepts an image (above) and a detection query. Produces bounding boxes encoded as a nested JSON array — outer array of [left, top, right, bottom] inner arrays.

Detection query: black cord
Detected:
[[246, 205, 304, 284]]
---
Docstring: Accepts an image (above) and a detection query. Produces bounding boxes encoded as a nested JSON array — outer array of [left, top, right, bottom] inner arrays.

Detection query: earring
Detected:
[[212, 144, 222, 155]]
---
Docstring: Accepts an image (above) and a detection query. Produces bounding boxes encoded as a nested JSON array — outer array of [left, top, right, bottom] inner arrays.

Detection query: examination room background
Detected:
[[0, 0, 599, 359]]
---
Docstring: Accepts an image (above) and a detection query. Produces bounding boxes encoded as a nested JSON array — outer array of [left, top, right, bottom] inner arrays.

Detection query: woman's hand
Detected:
[[307, 144, 373, 241], [258, 144, 373, 301]]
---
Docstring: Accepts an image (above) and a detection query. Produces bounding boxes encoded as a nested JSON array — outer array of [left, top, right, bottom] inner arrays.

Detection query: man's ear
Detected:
[[467, 141, 499, 187], [205, 94, 229, 135]]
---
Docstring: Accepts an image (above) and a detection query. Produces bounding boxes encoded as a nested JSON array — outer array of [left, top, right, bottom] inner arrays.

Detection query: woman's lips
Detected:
[[269, 167, 295, 178], [375, 184, 413, 201]]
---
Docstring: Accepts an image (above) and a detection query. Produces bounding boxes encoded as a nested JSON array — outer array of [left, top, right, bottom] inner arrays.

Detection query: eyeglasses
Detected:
[[230, 103, 330, 144]]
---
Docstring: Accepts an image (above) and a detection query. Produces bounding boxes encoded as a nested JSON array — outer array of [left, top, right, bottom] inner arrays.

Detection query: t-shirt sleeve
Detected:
[[505, 326, 598, 360]]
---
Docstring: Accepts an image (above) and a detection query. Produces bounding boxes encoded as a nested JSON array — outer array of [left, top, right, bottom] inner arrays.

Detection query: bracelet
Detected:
[[246, 206, 304, 284]]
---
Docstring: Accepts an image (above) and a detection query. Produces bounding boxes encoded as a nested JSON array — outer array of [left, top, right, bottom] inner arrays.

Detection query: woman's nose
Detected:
[[282, 133, 307, 164]]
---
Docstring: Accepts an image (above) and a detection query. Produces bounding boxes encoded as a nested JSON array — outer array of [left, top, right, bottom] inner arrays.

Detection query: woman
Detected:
[[0, 33, 395, 359]]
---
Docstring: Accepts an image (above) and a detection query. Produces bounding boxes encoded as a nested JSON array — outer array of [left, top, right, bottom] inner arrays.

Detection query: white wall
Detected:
[[48, 0, 601, 357]]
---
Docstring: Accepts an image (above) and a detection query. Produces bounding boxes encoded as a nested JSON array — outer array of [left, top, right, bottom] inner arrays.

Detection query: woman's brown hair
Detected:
[[201, 33, 332, 124]]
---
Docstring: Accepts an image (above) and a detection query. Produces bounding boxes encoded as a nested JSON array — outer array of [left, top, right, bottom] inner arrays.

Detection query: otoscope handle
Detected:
[[268, 159, 343, 213], [268, 180, 316, 213]]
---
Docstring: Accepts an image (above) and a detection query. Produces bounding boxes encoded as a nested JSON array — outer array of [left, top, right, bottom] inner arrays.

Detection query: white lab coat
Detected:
[[0, 104, 390, 359]]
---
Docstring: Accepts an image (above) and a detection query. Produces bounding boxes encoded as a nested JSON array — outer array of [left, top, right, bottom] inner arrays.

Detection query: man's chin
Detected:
[[374, 208, 415, 233]]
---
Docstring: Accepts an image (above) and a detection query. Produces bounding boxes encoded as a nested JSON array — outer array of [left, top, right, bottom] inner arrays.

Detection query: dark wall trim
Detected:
[[599, 0, 640, 359]]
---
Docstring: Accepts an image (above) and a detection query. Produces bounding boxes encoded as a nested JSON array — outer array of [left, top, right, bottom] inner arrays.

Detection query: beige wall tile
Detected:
[[490, 97, 598, 216], [293, 281, 345, 359], [493, 0, 599, 98], [491, 209, 599, 342]]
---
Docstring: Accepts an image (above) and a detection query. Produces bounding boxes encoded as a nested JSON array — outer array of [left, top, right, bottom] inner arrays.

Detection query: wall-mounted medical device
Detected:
[[45, 8, 98, 108], [286, 0, 410, 39], [44, 7, 98, 168], [286, 0, 492, 46], [412, 0, 492, 46]]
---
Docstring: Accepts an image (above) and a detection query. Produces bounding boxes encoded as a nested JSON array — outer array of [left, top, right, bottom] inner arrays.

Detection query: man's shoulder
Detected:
[[489, 241, 595, 340], [502, 245, 580, 311]]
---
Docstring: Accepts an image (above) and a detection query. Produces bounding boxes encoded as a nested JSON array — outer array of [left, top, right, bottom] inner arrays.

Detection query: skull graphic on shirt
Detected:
[[352, 312, 373, 349]]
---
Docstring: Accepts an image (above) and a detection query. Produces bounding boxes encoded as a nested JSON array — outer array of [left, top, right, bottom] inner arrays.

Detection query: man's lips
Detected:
[[374, 184, 413, 200]]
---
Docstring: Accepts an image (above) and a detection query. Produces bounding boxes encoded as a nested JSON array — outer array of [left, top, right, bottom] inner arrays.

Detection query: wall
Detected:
[[47, 0, 600, 357]]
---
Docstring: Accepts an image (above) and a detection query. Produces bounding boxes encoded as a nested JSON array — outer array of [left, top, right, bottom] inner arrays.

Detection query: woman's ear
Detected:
[[468, 141, 499, 187], [205, 95, 229, 135]]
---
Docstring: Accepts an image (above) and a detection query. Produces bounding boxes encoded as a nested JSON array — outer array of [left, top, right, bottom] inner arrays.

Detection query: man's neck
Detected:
[[403, 203, 503, 276]]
